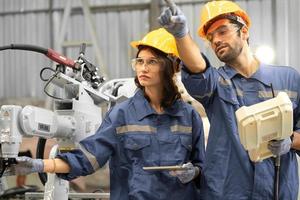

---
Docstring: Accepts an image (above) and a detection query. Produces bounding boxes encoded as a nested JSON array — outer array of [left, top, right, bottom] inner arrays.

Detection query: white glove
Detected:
[[3, 156, 44, 176], [268, 138, 292, 156], [158, 6, 189, 38], [170, 162, 199, 184]]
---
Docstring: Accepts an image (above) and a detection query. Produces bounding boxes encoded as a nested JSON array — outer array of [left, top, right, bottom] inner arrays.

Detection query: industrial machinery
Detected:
[[0, 44, 136, 199]]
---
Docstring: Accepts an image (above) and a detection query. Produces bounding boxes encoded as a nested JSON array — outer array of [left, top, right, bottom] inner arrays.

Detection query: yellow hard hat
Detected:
[[198, 0, 251, 38], [130, 28, 179, 58]]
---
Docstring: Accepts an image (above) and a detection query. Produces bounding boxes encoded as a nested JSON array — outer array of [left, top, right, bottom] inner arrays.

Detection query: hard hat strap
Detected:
[[166, 54, 177, 63]]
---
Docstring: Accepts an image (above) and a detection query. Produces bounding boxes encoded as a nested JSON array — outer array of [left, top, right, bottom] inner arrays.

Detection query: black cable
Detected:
[[39, 67, 56, 81], [274, 158, 280, 200], [38, 68, 62, 185], [36, 138, 47, 185], [0, 44, 48, 54], [108, 83, 124, 109], [270, 83, 280, 200], [43, 71, 64, 100], [39, 67, 64, 100]]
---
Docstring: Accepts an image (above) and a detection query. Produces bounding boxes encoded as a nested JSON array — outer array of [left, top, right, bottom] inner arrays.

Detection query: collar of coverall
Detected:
[[134, 89, 184, 120], [222, 63, 272, 86]]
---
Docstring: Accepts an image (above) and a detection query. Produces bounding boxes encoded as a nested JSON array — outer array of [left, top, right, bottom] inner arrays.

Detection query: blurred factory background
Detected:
[[0, 0, 299, 199], [0, 0, 299, 101]]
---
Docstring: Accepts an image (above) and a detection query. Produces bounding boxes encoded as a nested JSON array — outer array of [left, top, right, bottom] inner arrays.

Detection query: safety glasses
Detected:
[[131, 57, 160, 71], [206, 24, 241, 43]]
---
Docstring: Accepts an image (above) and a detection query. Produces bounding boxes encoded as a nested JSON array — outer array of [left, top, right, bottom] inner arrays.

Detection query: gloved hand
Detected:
[[170, 162, 199, 184], [268, 138, 292, 156], [3, 156, 44, 176], [158, 6, 188, 38]]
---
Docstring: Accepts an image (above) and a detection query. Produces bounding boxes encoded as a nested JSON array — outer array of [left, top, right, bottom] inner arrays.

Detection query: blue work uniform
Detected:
[[57, 89, 205, 200], [181, 55, 300, 200]]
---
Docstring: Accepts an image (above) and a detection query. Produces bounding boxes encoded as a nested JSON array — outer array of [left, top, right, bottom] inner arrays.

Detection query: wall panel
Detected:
[[0, 0, 299, 100]]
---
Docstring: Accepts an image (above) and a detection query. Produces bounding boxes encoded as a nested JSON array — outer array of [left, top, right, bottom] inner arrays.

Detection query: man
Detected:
[[159, 1, 300, 199]]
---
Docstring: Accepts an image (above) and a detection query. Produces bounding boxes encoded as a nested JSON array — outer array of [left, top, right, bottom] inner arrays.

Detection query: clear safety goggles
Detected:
[[206, 24, 241, 43], [131, 57, 160, 71]]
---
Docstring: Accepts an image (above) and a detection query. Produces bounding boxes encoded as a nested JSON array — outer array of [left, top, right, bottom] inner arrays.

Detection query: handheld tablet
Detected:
[[143, 165, 185, 171]]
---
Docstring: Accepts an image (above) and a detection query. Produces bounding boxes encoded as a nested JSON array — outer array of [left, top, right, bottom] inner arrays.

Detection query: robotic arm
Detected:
[[0, 44, 136, 199], [0, 44, 104, 90], [0, 44, 108, 176], [0, 105, 76, 175]]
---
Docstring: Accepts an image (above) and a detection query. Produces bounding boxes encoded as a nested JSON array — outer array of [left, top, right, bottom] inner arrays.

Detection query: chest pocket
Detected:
[[122, 134, 152, 161], [180, 135, 192, 151], [218, 83, 240, 106], [123, 135, 151, 150], [158, 126, 193, 165]]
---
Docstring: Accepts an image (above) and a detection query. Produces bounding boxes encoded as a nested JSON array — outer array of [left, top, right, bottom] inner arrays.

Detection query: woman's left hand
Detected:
[[169, 162, 199, 184]]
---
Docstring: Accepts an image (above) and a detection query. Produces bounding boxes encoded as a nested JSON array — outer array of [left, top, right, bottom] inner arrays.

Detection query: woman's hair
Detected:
[[134, 45, 181, 108]]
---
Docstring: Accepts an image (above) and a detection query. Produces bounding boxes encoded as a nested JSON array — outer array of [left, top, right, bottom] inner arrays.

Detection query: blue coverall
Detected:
[[181, 55, 300, 200], [57, 89, 205, 200]]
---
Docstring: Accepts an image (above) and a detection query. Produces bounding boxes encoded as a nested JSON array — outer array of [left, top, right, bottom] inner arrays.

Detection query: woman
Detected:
[[6, 28, 205, 200]]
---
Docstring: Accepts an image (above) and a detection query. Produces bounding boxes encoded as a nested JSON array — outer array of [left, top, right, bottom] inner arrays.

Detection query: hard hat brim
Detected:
[[130, 41, 140, 49]]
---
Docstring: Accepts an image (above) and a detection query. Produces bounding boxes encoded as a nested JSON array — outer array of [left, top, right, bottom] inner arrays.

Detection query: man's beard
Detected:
[[216, 44, 243, 63]]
